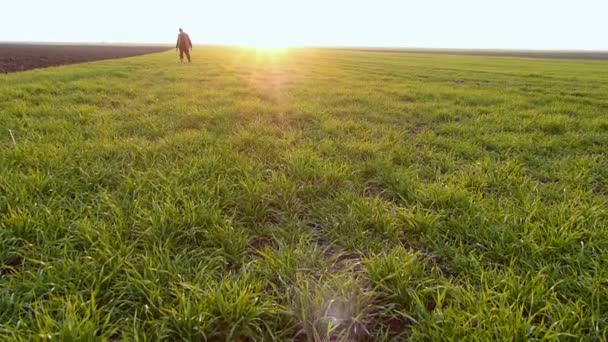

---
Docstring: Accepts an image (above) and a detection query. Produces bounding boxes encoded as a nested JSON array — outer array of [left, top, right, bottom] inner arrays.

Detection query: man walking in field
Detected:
[[176, 28, 193, 63]]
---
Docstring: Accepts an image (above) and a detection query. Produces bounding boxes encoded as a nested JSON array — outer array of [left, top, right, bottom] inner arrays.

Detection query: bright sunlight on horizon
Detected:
[[2, 0, 607, 50]]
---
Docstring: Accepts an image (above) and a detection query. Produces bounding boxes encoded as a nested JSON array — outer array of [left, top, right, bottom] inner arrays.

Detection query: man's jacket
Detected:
[[176, 32, 192, 50]]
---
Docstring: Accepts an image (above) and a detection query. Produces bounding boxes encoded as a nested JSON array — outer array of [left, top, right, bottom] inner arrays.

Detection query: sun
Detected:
[[242, 37, 291, 50]]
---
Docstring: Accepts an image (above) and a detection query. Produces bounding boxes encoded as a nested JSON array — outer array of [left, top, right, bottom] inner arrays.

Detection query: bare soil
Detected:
[[0, 43, 170, 73]]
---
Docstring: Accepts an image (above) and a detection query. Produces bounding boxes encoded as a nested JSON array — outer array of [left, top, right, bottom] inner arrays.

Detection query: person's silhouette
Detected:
[[176, 28, 193, 63]]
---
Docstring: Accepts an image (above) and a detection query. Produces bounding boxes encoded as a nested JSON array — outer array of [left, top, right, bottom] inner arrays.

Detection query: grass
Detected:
[[1, 47, 607, 340]]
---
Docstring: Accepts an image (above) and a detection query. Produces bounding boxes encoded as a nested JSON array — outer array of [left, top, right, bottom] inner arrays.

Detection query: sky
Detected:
[[2, 0, 607, 50]]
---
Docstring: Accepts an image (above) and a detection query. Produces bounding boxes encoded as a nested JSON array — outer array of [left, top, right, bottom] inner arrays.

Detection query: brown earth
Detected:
[[0, 44, 170, 73]]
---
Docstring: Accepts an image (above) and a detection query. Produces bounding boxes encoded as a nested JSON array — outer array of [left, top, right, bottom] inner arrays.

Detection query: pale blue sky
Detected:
[[2, 0, 606, 50]]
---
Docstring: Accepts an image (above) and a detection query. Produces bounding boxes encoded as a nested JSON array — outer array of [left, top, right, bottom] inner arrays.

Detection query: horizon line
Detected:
[[1, 40, 608, 53]]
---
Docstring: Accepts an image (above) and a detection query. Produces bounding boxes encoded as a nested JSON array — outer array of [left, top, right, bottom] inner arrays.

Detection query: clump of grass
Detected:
[[364, 248, 446, 339], [539, 120, 568, 135], [162, 276, 285, 341], [289, 273, 373, 341]]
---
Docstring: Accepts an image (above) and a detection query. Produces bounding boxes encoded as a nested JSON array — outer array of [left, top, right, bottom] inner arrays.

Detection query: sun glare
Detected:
[[243, 38, 291, 51]]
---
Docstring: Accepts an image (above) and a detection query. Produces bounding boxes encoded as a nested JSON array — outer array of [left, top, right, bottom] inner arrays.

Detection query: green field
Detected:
[[1, 47, 607, 340]]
